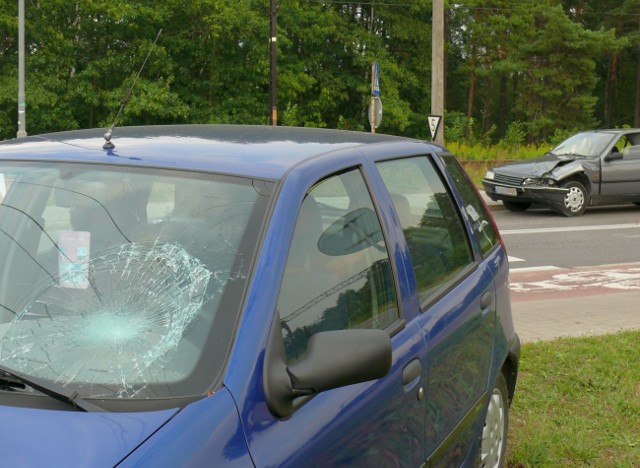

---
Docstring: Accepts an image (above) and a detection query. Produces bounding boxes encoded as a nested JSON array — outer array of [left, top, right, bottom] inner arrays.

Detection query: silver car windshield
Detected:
[[550, 132, 615, 158], [0, 163, 269, 400]]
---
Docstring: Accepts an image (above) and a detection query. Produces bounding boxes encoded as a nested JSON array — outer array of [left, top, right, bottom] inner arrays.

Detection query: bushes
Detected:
[[447, 133, 552, 184], [447, 140, 551, 161]]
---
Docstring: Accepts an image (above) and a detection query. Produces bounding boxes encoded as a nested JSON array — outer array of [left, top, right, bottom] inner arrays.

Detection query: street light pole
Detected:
[[431, 0, 444, 145], [269, 0, 277, 126], [17, 0, 27, 138]]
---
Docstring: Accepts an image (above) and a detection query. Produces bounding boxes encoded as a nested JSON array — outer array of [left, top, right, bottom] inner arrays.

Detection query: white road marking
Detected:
[[510, 265, 640, 293], [508, 256, 525, 263], [501, 223, 640, 235], [510, 266, 561, 273]]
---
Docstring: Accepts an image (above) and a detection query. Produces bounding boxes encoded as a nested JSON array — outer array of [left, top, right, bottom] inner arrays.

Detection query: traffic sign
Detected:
[[428, 115, 442, 141], [372, 62, 380, 96]]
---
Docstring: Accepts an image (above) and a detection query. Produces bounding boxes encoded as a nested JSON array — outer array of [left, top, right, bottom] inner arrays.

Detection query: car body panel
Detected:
[[419, 261, 495, 463], [0, 125, 518, 465], [0, 404, 177, 466], [118, 388, 253, 467]]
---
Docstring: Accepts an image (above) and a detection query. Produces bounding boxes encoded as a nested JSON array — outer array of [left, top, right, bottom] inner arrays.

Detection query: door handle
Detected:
[[402, 359, 422, 385], [480, 290, 494, 310]]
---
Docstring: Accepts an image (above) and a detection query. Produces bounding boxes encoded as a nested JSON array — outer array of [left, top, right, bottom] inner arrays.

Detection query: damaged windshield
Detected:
[[0, 163, 269, 401], [550, 132, 615, 158]]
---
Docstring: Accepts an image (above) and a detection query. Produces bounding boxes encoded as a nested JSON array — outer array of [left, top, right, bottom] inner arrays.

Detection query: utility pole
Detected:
[[431, 0, 444, 145], [269, 0, 278, 126], [17, 0, 27, 138]]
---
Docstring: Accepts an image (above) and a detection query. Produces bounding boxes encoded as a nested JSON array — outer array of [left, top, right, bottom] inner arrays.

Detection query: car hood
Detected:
[[0, 404, 178, 466], [493, 153, 579, 177]]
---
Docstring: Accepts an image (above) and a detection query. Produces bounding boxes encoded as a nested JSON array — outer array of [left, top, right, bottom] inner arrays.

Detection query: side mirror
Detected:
[[264, 320, 392, 418], [288, 329, 392, 393], [605, 151, 623, 162]]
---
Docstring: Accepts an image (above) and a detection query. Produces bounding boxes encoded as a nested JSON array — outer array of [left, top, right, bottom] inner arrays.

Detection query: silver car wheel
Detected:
[[564, 186, 585, 213], [479, 379, 507, 467]]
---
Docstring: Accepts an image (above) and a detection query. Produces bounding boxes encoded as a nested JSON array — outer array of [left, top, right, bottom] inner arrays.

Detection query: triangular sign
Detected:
[[428, 115, 442, 141]]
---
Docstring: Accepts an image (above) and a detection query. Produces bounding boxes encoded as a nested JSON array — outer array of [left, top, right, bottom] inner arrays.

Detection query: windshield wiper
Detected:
[[0, 364, 104, 412]]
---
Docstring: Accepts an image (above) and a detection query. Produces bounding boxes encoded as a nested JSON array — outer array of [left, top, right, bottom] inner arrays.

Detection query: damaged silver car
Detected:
[[482, 129, 640, 216]]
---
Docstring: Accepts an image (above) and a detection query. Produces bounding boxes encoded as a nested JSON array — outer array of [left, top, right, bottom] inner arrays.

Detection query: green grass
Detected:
[[506, 331, 640, 466], [446, 141, 551, 161]]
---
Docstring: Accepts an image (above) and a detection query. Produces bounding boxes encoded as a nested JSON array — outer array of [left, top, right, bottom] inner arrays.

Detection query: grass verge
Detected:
[[506, 330, 640, 466]]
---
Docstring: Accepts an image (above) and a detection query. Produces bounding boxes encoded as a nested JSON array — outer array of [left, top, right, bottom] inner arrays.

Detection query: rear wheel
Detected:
[[477, 373, 509, 468], [502, 200, 531, 212], [560, 180, 587, 217]]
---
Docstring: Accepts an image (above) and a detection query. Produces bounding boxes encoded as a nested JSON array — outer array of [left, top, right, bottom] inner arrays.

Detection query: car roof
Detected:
[[0, 125, 431, 180], [587, 128, 640, 135]]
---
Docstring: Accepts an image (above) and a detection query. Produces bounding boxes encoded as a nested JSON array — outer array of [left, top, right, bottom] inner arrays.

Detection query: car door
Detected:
[[599, 133, 640, 198], [244, 166, 428, 467], [376, 155, 495, 465]]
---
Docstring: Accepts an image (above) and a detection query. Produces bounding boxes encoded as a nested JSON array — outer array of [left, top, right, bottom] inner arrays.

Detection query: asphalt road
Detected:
[[493, 203, 640, 270]]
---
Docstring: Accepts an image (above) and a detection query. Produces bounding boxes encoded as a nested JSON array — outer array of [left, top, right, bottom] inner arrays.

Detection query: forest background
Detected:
[[0, 0, 639, 152]]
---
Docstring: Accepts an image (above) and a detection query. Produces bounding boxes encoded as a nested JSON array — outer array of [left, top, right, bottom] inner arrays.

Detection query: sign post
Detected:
[[369, 62, 382, 133], [17, 0, 27, 138]]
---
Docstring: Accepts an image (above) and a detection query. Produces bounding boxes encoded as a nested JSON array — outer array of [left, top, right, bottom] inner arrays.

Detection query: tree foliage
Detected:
[[0, 0, 638, 143]]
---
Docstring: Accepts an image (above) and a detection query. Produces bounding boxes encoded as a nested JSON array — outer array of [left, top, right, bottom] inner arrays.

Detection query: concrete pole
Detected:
[[17, 0, 27, 138], [431, 0, 444, 145], [269, 0, 277, 126]]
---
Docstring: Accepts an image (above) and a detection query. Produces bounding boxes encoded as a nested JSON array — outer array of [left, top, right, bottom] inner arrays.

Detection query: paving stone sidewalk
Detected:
[[511, 290, 640, 343]]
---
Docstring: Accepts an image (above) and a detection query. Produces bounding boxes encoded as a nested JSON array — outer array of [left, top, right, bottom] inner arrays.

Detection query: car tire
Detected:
[[502, 200, 531, 212], [560, 180, 587, 217], [476, 373, 509, 468]]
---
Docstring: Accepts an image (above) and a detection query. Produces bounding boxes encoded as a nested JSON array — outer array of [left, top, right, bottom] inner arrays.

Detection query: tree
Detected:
[[0, 0, 638, 143]]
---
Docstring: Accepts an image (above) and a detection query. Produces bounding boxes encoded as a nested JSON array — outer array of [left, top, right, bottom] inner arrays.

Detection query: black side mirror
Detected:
[[264, 313, 392, 418]]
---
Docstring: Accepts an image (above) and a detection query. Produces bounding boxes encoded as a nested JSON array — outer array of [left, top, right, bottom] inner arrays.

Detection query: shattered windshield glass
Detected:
[[0, 163, 269, 400], [550, 132, 615, 158]]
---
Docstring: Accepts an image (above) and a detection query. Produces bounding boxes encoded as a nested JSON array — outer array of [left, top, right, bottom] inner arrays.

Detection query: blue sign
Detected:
[[372, 62, 380, 96]]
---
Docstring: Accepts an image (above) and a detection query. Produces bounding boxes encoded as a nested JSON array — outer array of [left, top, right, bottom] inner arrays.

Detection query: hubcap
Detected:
[[564, 186, 584, 212], [480, 389, 505, 467]]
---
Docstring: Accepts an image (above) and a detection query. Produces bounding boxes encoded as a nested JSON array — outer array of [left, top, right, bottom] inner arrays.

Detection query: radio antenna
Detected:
[[103, 28, 163, 150]]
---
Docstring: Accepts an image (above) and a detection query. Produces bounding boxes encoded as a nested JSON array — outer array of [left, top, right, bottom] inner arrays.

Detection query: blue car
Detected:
[[0, 125, 519, 467]]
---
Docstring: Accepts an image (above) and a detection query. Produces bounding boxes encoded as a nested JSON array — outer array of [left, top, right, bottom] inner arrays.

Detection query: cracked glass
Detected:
[[0, 163, 269, 401]]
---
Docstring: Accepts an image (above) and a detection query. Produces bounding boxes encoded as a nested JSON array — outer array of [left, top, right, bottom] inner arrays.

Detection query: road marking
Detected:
[[508, 256, 525, 263], [510, 265, 560, 273], [501, 223, 640, 235], [510, 264, 640, 294]]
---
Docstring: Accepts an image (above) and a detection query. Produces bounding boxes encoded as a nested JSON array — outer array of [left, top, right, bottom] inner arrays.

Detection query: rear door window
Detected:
[[376, 156, 474, 307], [441, 154, 500, 256]]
